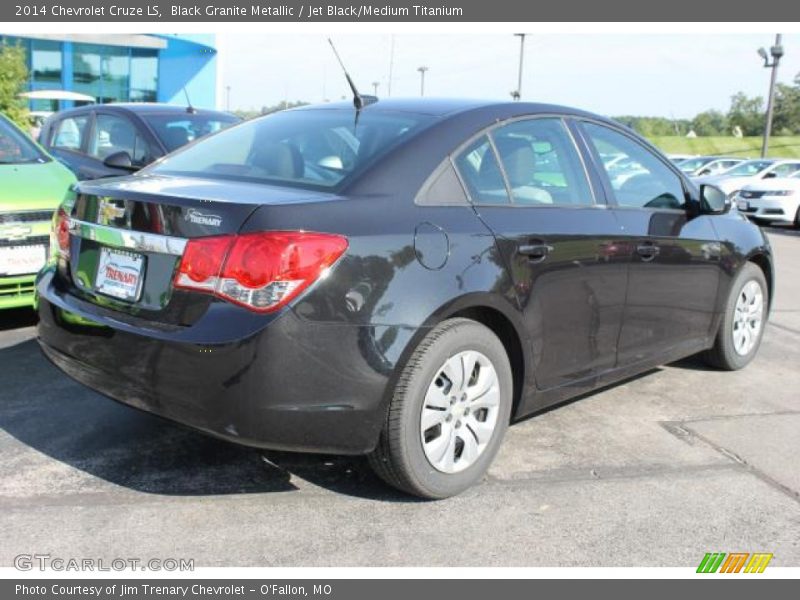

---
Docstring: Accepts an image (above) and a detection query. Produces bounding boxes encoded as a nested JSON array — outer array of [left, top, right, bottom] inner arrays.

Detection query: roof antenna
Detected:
[[327, 38, 377, 111], [183, 87, 196, 114]]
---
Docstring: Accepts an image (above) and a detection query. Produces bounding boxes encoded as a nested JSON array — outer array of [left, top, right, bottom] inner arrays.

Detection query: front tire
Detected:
[[704, 262, 768, 370], [369, 318, 513, 499]]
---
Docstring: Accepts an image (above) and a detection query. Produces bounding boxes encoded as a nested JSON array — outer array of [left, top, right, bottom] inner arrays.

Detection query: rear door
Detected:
[[454, 116, 628, 391], [577, 120, 721, 365]]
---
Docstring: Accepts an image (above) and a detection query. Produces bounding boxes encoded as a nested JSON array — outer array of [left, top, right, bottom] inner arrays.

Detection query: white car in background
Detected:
[[686, 157, 744, 178], [695, 158, 800, 198], [735, 170, 800, 227]]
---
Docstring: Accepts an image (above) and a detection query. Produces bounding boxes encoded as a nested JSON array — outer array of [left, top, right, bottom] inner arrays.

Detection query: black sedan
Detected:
[[36, 99, 773, 498], [38, 103, 239, 180]]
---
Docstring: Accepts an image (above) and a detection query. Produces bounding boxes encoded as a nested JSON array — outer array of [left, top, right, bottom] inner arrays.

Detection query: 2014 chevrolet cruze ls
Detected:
[[37, 99, 773, 498]]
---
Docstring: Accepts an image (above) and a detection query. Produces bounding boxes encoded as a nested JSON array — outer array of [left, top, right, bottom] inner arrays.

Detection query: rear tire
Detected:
[[704, 262, 768, 370], [368, 318, 513, 499]]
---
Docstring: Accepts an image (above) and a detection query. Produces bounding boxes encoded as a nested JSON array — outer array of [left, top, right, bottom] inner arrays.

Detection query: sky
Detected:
[[219, 33, 800, 119]]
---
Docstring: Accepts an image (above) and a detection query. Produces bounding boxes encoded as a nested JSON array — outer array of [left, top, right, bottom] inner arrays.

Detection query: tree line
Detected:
[[615, 72, 800, 137]]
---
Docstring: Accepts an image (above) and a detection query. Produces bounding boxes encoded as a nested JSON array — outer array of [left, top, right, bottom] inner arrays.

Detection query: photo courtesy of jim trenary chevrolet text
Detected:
[[0, 0, 799, 595]]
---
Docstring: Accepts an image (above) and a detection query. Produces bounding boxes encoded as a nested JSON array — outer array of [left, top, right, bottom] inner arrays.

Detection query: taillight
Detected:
[[174, 231, 348, 313], [52, 208, 71, 258]]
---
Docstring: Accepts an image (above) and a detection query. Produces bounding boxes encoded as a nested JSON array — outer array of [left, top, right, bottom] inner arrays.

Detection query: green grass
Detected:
[[648, 136, 800, 159]]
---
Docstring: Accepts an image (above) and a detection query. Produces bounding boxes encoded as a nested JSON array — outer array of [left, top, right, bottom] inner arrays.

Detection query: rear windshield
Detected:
[[142, 112, 239, 152], [148, 108, 434, 189], [0, 116, 47, 164], [724, 160, 773, 176]]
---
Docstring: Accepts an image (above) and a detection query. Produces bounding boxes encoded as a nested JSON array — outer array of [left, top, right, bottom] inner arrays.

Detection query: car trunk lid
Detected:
[[62, 174, 338, 324]]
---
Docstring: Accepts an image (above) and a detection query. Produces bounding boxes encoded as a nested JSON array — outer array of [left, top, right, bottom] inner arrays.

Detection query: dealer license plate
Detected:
[[95, 247, 145, 302], [0, 244, 47, 276]]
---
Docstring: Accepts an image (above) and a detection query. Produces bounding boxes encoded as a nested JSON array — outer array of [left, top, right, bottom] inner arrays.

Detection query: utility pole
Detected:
[[372, 81, 380, 96], [759, 34, 784, 158], [417, 66, 429, 97], [225, 85, 231, 111], [387, 35, 395, 97], [512, 33, 526, 101]]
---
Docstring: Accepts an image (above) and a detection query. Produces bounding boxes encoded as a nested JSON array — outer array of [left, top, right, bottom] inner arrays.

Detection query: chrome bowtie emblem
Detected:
[[98, 198, 126, 225]]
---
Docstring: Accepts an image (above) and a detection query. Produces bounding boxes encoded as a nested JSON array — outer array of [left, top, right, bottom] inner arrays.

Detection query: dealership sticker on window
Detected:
[[0, 244, 46, 276], [95, 247, 145, 302]]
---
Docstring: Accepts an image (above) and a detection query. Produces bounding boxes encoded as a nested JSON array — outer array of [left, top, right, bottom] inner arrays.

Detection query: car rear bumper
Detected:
[[36, 270, 406, 455], [0, 274, 36, 309]]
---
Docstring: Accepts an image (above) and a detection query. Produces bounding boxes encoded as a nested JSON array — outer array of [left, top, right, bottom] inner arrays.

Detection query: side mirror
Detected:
[[103, 151, 137, 171], [699, 184, 731, 214], [763, 172, 777, 179]]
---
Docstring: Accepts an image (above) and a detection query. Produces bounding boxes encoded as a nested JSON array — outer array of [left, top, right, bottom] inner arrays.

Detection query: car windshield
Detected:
[[142, 112, 240, 152], [678, 157, 713, 172], [724, 160, 773, 176], [149, 108, 434, 189], [0, 116, 46, 164]]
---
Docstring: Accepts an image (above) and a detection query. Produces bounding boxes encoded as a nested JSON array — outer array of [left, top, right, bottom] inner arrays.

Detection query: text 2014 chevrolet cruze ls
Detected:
[[37, 99, 773, 498]]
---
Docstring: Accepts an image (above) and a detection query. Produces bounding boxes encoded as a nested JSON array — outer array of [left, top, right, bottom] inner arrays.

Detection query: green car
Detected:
[[0, 112, 76, 310]]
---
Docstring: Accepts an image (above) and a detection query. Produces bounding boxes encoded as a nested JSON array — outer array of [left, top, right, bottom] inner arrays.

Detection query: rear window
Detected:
[[0, 116, 47, 164], [148, 108, 434, 189], [142, 112, 239, 152]]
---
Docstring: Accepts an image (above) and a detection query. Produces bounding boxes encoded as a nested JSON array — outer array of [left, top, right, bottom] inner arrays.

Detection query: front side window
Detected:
[[582, 122, 686, 210], [88, 114, 151, 166], [725, 160, 773, 177], [491, 118, 593, 206], [770, 162, 800, 178], [149, 109, 433, 190], [51, 115, 89, 152], [141, 113, 238, 153]]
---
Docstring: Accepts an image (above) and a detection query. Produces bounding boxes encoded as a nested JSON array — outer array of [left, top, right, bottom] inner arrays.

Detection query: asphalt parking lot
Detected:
[[1, 228, 799, 568]]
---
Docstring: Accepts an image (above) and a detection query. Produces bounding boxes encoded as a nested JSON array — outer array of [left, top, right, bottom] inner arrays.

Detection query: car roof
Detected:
[[292, 97, 603, 120], [47, 103, 237, 118]]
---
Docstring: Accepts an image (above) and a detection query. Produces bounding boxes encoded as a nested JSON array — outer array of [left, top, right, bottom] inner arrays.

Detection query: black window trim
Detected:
[[447, 113, 603, 210]]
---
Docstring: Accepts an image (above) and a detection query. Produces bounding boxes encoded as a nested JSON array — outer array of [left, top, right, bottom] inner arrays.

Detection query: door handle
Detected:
[[518, 243, 554, 262], [636, 243, 660, 261]]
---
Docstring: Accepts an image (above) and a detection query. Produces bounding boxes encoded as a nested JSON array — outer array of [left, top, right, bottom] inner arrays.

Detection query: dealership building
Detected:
[[0, 33, 219, 111]]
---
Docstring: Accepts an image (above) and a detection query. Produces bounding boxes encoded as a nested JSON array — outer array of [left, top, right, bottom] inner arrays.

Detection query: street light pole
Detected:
[[372, 81, 380, 96], [417, 66, 429, 97], [759, 34, 784, 158], [512, 33, 526, 101], [225, 85, 231, 111]]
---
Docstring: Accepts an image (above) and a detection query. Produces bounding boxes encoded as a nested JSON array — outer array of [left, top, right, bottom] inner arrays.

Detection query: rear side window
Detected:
[[491, 118, 593, 206], [51, 115, 89, 151], [149, 108, 432, 190], [582, 122, 686, 210], [88, 114, 152, 166], [454, 136, 510, 205]]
